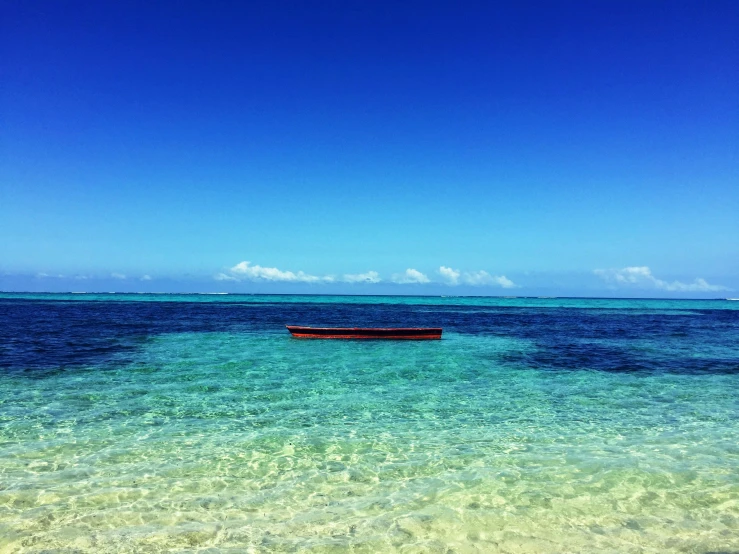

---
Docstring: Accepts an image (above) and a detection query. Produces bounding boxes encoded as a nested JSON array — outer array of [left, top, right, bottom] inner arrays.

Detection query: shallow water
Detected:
[[1, 295, 738, 552]]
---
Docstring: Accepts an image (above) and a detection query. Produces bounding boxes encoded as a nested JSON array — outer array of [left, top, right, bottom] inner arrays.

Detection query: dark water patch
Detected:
[[514, 342, 739, 374]]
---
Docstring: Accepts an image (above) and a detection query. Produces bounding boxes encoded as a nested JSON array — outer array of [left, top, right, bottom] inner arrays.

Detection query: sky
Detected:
[[1, 1, 737, 296]]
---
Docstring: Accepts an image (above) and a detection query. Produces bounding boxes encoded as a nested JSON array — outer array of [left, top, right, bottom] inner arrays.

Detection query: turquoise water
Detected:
[[1, 295, 738, 552], [2, 292, 737, 310]]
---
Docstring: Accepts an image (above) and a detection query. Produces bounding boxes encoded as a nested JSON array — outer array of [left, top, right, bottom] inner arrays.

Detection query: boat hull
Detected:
[[286, 325, 442, 340]]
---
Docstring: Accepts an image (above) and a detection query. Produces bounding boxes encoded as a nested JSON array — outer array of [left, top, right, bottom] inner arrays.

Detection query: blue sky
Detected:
[[1, 1, 737, 296]]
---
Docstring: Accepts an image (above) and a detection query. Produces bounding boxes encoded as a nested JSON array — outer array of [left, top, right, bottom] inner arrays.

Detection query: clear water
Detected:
[[1, 294, 738, 553]]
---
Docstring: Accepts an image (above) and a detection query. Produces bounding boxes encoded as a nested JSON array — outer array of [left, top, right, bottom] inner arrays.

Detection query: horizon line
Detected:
[[0, 291, 735, 301]]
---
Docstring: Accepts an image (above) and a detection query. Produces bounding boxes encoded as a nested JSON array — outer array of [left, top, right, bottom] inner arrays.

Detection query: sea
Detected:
[[1, 293, 738, 553]]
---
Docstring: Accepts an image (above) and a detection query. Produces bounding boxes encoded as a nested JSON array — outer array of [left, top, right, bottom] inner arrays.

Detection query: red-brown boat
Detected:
[[286, 325, 442, 340]]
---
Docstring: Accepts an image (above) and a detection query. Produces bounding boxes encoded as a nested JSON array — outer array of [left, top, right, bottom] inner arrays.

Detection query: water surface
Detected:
[[1, 294, 738, 552]]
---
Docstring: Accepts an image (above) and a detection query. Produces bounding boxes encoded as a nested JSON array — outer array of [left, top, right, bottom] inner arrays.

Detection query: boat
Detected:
[[286, 325, 442, 340]]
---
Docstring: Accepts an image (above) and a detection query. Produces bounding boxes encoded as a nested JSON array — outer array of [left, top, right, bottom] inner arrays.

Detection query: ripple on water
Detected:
[[1, 308, 739, 552]]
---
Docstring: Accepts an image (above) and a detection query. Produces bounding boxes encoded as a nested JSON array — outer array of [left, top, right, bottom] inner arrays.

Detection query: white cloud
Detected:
[[392, 268, 430, 284], [462, 270, 516, 288], [493, 275, 516, 288], [111, 273, 126, 280], [666, 278, 726, 292], [438, 266, 461, 285], [594, 266, 728, 292], [141, 275, 152, 281], [343, 271, 381, 283], [220, 261, 331, 283], [214, 261, 517, 288], [438, 266, 516, 288]]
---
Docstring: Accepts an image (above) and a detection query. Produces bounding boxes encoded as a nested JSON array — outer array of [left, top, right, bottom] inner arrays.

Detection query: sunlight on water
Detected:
[[1, 297, 738, 552]]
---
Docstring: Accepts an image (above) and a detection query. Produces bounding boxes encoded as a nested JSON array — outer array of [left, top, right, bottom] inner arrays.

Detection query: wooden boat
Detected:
[[286, 325, 442, 340]]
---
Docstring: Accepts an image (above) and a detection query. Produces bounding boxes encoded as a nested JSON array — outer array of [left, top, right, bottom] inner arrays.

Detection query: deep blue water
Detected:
[[1, 294, 738, 552], [3, 295, 738, 375]]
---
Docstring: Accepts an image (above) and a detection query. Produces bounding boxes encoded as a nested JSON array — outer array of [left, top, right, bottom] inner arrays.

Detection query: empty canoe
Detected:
[[286, 325, 442, 340]]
